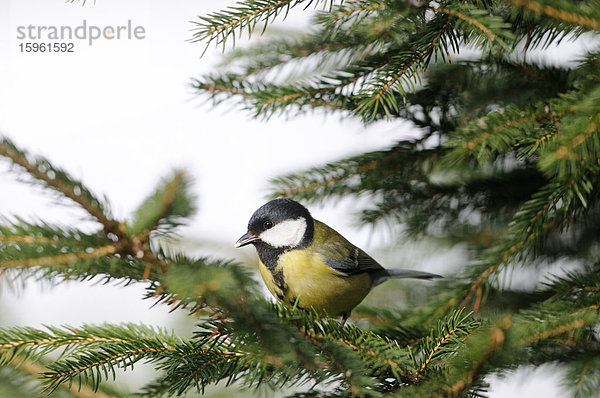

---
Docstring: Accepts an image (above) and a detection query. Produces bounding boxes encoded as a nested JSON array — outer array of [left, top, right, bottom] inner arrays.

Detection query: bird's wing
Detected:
[[313, 220, 384, 276]]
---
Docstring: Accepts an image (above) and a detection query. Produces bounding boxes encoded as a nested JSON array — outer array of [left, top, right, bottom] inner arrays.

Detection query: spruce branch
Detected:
[[0, 324, 170, 366], [0, 219, 162, 283], [444, 103, 563, 165], [192, 0, 336, 48], [424, 284, 600, 396], [219, 31, 381, 81], [506, 0, 600, 31], [161, 260, 323, 371], [193, 77, 252, 99], [416, 310, 478, 380], [431, 6, 498, 43], [43, 344, 174, 393], [440, 90, 599, 314], [269, 140, 437, 200], [8, 355, 121, 398], [564, 356, 600, 397], [354, 14, 452, 120], [278, 305, 415, 384], [314, 0, 390, 40], [0, 244, 118, 269], [537, 84, 600, 182], [127, 170, 195, 238], [0, 235, 56, 244], [0, 137, 119, 237], [328, 0, 386, 21], [440, 318, 512, 397], [0, 324, 186, 394], [0, 140, 198, 279], [142, 342, 250, 396], [193, 53, 389, 119]]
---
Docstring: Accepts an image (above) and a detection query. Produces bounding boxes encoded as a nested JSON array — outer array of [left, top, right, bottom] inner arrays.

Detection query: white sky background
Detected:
[[0, 0, 580, 396]]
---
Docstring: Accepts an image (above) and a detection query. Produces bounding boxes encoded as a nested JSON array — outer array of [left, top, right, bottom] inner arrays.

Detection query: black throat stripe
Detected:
[[255, 242, 285, 269], [271, 268, 287, 296], [255, 243, 288, 295]]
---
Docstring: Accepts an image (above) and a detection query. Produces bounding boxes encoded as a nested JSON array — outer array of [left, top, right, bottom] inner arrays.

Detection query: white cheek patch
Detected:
[[259, 218, 307, 248]]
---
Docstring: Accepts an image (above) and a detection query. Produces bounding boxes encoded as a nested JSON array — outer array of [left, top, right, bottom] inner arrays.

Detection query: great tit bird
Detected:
[[235, 198, 441, 322]]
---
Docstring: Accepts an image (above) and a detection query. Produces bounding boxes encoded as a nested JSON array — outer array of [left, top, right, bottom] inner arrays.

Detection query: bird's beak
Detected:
[[234, 231, 260, 248]]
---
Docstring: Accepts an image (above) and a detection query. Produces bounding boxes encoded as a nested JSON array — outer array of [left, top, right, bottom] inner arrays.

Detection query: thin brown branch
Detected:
[[0, 335, 126, 350], [185, 351, 242, 381], [276, 148, 401, 196], [458, 199, 561, 311], [206, 0, 293, 36], [431, 6, 497, 42], [463, 114, 541, 151], [417, 324, 462, 379], [576, 360, 592, 391], [372, 19, 450, 103], [0, 235, 56, 244], [147, 171, 184, 234], [12, 354, 117, 398], [434, 318, 512, 397], [521, 318, 586, 345], [344, 339, 402, 372], [506, 0, 600, 30], [0, 244, 118, 269], [457, 236, 531, 310], [569, 112, 600, 151], [141, 250, 169, 274], [332, 2, 385, 20], [198, 82, 253, 98], [0, 141, 120, 237], [454, 159, 584, 311], [535, 131, 556, 145], [259, 66, 371, 107], [298, 324, 416, 384], [131, 171, 185, 248], [51, 346, 174, 381]]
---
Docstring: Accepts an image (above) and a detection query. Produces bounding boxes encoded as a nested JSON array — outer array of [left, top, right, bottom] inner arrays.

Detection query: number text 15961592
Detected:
[[19, 43, 75, 53]]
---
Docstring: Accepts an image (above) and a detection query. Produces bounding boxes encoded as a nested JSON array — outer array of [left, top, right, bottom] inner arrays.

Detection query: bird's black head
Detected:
[[234, 198, 315, 251]]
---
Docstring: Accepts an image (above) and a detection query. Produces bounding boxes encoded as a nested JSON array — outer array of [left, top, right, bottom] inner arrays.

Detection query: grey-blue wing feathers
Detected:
[[312, 221, 442, 284], [323, 250, 384, 275]]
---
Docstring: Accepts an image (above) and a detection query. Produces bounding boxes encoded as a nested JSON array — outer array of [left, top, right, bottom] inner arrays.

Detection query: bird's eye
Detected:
[[263, 220, 273, 229]]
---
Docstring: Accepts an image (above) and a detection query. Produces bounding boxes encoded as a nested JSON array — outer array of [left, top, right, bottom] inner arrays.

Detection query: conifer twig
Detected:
[[331, 1, 385, 20], [0, 244, 118, 269], [140, 171, 184, 236], [437, 318, 512, 396], [521, 318, 586, 345], [0, 139, 120, 237], [201, 0, 293, 40], [417, 324, 462, 379], [12, 355, 117, 398], [0, 235, 56, 244], [430, 6, 497, 42], [0, 335, 126, 350], [506, 0, 600, 31], [193, 81, 252, 98]]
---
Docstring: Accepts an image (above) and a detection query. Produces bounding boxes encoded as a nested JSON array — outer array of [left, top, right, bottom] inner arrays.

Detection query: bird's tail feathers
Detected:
[[372, 269, 442, 287], [387, 269, 442, 279]]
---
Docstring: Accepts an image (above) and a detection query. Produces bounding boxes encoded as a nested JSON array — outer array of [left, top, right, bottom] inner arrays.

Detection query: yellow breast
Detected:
[[258, 249, 372, 317]]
